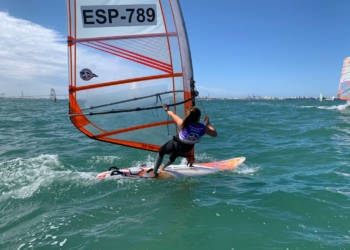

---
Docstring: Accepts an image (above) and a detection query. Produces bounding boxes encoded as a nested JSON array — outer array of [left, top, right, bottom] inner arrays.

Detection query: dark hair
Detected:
[[181, 106, 201, 130]]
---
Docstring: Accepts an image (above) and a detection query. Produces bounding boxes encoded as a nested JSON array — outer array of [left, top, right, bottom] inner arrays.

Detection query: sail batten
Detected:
[[68, 32, 178, 44], [67, 0, 196, 159], [69, 94, 196, 116], [95, 120, 175, 138], [82, 90, 185, 111], [70, 73, 183, 92]]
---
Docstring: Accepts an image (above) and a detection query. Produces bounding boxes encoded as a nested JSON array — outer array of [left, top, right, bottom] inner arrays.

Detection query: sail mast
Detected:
[[169, 0, 197, 163]]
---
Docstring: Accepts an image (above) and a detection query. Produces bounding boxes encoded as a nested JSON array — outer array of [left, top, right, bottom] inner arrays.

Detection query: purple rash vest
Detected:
[[178, 123, 206, 144]]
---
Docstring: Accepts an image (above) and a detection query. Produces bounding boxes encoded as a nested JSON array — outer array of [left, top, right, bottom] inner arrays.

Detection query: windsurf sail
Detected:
[[66, 0, 197, 162], [338, 57, 350, 100], [50, 88, 57, 102], [319, 93, 323, 101]]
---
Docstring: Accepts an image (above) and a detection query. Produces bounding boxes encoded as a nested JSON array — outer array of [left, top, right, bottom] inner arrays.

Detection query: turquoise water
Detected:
[[1, 99, 350, 250]]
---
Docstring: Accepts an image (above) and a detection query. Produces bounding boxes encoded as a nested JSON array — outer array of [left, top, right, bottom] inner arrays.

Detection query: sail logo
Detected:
[[80, 68, 98, 81], [81, 5, 157, 28]]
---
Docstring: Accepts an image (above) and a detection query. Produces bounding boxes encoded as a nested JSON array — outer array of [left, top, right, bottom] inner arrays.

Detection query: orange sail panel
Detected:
[[66, 0, 196, 155], [338, 57, 350, 100]]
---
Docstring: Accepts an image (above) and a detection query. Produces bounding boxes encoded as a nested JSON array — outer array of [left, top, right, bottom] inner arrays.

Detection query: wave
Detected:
[[0, 154, 99, 201]]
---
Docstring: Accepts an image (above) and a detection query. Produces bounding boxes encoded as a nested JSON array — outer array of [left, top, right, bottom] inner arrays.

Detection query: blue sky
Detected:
[[0, 0, 349, 98]]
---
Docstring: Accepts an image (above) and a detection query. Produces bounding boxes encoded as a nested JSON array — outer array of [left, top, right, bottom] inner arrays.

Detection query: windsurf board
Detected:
[[97, 157, 246, 179]]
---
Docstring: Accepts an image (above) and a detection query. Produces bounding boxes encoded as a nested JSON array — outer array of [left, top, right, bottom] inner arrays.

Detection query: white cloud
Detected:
[[0, 11, 213, 104], [0, 11, 162, 99], [0, 11, 67, 97]]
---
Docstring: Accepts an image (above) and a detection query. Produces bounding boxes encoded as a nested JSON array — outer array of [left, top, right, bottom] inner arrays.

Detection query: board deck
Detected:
[[96, 157, 246, 179]]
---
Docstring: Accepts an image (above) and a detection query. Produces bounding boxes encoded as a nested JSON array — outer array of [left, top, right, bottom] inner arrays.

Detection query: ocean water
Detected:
[[1, 99, 350, 250]]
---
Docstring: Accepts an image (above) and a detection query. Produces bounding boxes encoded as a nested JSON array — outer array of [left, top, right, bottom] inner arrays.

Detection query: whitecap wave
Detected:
[[0, 154, 99, 201], [234, 163, 260, 175], [318, 104, 349, 110]]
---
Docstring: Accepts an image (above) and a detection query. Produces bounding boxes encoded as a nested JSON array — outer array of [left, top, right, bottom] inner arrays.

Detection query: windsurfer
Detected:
[[149, 104, 217, 178]]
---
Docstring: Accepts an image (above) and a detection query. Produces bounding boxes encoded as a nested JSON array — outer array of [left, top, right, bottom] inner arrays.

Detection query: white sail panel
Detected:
[[170, 0, 193, 92], [50, 88, 56, 102], [75, 0, 166, 39], [67, 0, 197, 161], [340, 57, 350, 82]]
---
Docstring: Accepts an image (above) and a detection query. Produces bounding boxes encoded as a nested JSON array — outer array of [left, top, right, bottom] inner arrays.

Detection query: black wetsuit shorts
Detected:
[[158, 136, 194, 161]]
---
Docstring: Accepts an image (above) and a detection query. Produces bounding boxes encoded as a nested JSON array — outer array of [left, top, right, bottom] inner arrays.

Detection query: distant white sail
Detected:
[[50, 88, 56, 102], [338, 57, 350, 100]]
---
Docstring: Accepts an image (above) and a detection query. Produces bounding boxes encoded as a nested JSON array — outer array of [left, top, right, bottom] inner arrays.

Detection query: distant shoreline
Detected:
[[0, 97, 67, 100], [197, 97, 339, 101], [0, 97, 339, 101]]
